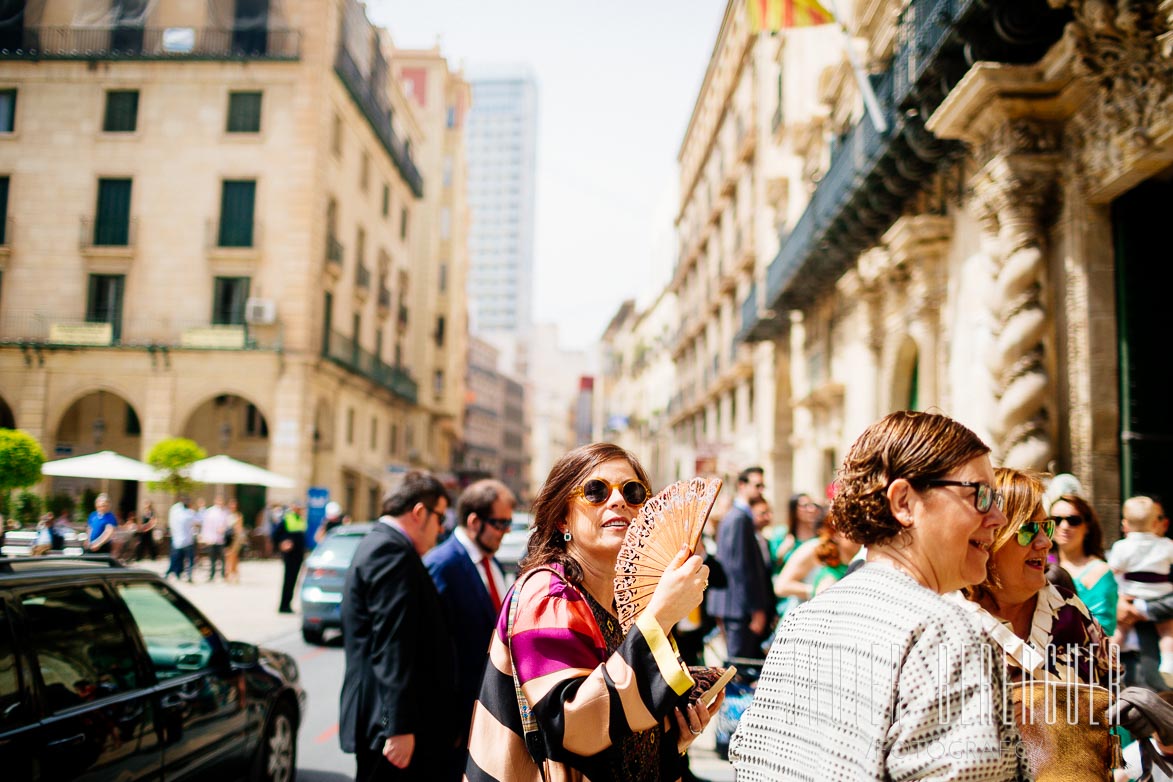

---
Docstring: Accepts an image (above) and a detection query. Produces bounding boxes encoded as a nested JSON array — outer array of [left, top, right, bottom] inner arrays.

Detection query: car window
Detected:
[[311, 533, 365, 565], [20, 584, 140, 714], [0, 598, 30, 731], [117, 583, 214, 679]]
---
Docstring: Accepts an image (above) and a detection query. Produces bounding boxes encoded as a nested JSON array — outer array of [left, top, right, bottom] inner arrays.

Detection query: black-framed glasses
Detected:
[[483, 517, 513, 531], [923, 480, 1004, 513], [572, 479, 650, 506], [1016, 519, 1056, 546], [1048, 514, 1084, 527]]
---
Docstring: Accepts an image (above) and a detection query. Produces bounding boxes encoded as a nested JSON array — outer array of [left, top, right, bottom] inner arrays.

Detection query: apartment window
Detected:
[[94, 178, 132, 246], [381, 184, 390, 218], [0, 90, 15, 132], [218, 180, 256, 247], [370, 415, 377, 450], [356, 226, 365, 267], [212, 276, 250, 324], [125, 404, 140, 436], [86, 274, 125, 340], [346, 407, 354, 445], [322, 291, 333, 355], [375, 329, 383, 362], [102, 90, 139, 132], [360, 152, 370, 191], [331, 113, 342, 157], [0, 176, 8, 245], [433, 370, 444, 399], [246, 403, 268, 436], [226, 91, 262, 133], [434, 315, 445, 347], [399, 206, 408, 240], [438, 263, 447, 293], [446, 106, 456, 128], [389, 422, 397, 455]]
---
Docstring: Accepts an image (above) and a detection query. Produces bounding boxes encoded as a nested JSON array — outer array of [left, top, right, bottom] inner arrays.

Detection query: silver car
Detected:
[[300, 523, 372, 644], [496, 512, 534, 576]]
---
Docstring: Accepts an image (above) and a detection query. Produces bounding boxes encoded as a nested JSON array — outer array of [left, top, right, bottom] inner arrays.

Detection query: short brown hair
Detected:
[[831, 411, 990, 546], [523, 443, 650, 586], [382, 470, 449, 518], [456, 479, 512, 527]]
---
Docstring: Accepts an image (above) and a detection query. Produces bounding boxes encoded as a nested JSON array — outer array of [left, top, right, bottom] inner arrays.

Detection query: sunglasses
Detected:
[[1047, 514, 1084, 527], [1016, 519, 1057, 546], [483, 517, 512, 531], [572, 479, 650, 506], [923, 480, 1004, 513]]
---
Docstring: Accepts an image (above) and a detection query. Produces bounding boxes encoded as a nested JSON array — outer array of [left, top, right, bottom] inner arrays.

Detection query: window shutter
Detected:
[[95, 179, 132, 245], [219, 180, 255, 247]]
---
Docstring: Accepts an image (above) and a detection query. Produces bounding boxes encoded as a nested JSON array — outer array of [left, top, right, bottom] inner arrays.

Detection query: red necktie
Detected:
[[481, 556, 502, 613]]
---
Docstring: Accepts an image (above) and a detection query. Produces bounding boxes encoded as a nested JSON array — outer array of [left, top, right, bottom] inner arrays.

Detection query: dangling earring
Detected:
[[563, 530, 572, 542]]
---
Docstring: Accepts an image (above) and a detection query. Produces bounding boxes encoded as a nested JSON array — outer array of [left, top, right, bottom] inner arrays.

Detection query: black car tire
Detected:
[[301, 625, 324, 645], [252, 700, 297, 782]]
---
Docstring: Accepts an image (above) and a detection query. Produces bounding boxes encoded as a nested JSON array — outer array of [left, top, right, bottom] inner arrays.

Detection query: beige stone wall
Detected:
[[0, 0, 461, 517]]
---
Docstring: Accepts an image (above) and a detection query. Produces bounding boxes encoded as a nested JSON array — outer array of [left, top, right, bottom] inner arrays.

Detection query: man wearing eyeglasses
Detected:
[[423, 478, 516, 782], [340, 471, 457, 782], [708, 466, 773, 661]]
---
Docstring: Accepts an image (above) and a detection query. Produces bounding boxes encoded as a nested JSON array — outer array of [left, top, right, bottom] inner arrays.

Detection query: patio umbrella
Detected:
[[186, 455, 295, 488], [41, 450, 161, 482]]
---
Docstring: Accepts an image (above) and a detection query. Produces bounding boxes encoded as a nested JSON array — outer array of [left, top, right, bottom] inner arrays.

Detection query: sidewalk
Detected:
[[130, 555, 736, 780]]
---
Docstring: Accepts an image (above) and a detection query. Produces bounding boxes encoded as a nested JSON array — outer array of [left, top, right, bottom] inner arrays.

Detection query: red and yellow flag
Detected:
[[746, 0, 834, 33]]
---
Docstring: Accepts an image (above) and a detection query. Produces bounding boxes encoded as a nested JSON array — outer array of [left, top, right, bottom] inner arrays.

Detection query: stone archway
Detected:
[[181, 393, 273, 525], [50, 389, 144, 518], [0, 393, 14, 429]]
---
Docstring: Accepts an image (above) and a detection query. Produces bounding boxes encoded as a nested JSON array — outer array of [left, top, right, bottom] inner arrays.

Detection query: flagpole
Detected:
[[824, 0, 888, 134]]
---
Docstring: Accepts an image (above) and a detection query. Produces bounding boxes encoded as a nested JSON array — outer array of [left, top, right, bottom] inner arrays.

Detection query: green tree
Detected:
[[0, 429, 45, 523], [146, 437, 206, 498]]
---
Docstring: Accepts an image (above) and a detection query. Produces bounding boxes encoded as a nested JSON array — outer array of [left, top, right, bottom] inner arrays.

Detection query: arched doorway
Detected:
[[182, 393, 272, 528], [51, 389, 143, 519], [0, 394, 14, 429]]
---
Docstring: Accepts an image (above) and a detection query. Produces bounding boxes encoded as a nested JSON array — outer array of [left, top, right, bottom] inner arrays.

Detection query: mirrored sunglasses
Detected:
[[1017, 519, 1056, 546], [573, 479, 650, 506]]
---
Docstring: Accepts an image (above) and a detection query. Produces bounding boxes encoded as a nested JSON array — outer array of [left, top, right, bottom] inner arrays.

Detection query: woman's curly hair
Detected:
[[831, 411, 991, 546]]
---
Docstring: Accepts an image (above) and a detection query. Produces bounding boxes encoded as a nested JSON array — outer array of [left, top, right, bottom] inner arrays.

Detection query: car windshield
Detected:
[[310, 533, 365, 567]]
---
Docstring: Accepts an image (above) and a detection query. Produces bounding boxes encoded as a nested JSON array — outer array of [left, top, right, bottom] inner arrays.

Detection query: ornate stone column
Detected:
[[973, 124, 1062, 469]]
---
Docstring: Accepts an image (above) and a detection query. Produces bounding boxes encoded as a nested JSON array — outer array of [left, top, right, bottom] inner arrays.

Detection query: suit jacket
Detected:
[[339, 522, 457, 758], [707, 503, 771, 620], [422, 533, 500, 741]]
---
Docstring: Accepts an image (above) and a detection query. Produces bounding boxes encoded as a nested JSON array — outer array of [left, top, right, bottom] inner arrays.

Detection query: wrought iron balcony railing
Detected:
[[0, 312, 280, 350], [322, 329, 418, 404], [334, 44, 423, 198], [0, 26, 300, 60]]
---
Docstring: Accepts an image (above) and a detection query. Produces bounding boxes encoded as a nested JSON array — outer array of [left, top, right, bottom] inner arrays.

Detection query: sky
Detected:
[[367, 0, 726, 351]]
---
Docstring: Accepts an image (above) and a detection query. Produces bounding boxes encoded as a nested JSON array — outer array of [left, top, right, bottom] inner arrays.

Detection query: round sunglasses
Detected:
[[1047, 514, 1084, 527], [1016, 518, 1056, 546], [572, 479, 650, 506]]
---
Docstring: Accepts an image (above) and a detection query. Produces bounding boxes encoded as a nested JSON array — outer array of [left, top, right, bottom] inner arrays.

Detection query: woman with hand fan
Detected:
[[730, 411, 1031, 782], [465, 442, 721, 781]]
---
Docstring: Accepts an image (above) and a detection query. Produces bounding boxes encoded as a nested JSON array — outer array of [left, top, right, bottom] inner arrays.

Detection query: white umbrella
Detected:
[[187, 455, 295, 488], [41, 450, 161, 481]]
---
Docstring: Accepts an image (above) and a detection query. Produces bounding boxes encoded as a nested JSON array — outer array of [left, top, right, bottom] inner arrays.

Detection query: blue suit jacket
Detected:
[[707, 503, 771, 620], [423, 532, 501, 742]]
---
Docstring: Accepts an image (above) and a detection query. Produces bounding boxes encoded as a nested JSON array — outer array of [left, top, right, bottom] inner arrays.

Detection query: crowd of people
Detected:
[[330, 409, 1173, 782]]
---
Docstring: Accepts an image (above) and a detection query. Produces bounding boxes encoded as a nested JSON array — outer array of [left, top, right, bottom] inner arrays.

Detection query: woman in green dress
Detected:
[[1051, 493, 1117, 635]]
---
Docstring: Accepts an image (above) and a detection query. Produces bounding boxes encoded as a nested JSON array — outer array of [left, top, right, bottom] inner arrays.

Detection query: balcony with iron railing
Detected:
[[79, 216, 138, 255], [0, 312, 280, 351], [738, 0, 1067, 342], [325, 234, 343, 273], [322, 329, 418, 404], [0, 25, 300, 60], [334, 44, 423, 197]]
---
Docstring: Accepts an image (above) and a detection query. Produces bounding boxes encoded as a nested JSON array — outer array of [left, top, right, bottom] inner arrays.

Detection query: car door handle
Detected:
[[46, 733, 85, 749]]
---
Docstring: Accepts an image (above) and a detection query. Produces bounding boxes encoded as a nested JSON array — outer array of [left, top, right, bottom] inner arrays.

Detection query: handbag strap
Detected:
[[507, 567, 563, 778]]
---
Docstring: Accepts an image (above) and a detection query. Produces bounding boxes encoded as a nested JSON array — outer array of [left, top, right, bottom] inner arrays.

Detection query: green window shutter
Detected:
[[95, 178, 132, 245], [212, 276, 250, 324], [0, 91, 16, 132], [86, 274, 125, 341], [226, 92, 262, 133], [218, 180, 255, 247], [103, 91, 139, 132], [0, 176, 9, 245]]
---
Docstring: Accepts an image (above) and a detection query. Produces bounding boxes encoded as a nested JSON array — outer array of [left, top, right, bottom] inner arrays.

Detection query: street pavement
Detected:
[[130, 554, 736, 781]]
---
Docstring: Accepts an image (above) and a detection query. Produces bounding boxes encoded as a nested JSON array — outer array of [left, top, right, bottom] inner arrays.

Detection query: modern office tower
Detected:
[[464, 66, 538, 343], [0, 0, 464, 520]]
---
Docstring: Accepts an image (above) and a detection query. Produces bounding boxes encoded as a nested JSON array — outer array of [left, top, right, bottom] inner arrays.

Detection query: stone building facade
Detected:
[[601, 0, 1173, 529], [0, 0, 468, 521]]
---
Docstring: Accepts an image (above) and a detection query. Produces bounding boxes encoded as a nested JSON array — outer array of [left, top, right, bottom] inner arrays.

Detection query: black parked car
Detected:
[[0, 556, 305, 781]]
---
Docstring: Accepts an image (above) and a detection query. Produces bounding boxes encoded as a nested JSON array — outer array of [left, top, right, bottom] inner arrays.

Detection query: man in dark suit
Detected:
[[707, 466, 771, 660], [339, 471, 457, 781], [423, 478, 516, 781]]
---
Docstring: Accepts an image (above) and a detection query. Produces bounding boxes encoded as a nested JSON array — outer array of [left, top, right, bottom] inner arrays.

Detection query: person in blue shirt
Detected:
[[86, 493, 119, 554]]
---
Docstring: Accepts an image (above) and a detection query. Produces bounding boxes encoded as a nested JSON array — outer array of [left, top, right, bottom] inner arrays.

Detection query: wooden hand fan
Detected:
[[613, 476, 722, 632]]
